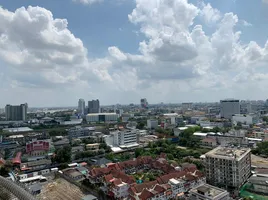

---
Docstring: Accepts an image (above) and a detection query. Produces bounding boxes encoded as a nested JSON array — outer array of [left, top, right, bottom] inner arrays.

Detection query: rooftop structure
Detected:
[[189, 184, 230, 200], [205, 146, 250, 161]]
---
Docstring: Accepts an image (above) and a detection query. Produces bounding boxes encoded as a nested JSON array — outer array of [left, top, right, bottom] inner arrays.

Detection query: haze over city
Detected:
[[1, 0, 268, 107]]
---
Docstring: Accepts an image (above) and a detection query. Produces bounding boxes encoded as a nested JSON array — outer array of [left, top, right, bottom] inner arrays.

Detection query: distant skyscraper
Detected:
[[140, 98, 148, 109], [220, 99, 240, 119], [88, 99, 100, 113], [78, 99, 86, 115], [5, 103, 28, 121]]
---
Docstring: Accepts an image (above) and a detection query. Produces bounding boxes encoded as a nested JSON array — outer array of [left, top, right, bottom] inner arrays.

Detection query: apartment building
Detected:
[[104, 130, 139, 148], [204, 147, 251, 190], [189, 184, 230, 200], [5, 103, 28, 121]]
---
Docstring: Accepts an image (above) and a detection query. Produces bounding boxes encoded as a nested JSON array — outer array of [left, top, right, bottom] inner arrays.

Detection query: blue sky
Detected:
[[0, 0, 268, 107]]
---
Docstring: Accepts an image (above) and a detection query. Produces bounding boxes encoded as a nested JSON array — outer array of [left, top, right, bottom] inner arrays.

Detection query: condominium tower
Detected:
[[88, 99, 100, 113], [5, 103, 28, 121], [204, 146, 251, 190], [78, 99, 86, 115]]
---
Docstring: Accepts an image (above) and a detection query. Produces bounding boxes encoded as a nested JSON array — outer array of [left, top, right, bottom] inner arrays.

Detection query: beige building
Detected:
[[86, 143, 100, 151], [204, 147, 251, 190], [189, 184, 230, 200]]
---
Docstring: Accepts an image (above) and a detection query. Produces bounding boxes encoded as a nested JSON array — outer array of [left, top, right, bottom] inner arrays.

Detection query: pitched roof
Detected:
[[153, 185, 166, 194], [104, 174, 113, 183], [139, 189, 154, 200]]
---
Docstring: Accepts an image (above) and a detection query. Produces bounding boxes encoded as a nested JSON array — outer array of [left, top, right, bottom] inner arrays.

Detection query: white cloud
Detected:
[[200, 3, 221, 24], [72, 0, 103, 5], [241, 20, 252, 27], [2, 0, 268, 106], [262, 0, 268, 4]]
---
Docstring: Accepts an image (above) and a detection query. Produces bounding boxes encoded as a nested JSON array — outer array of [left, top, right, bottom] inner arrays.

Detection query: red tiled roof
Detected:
[[139, 189, 154, 200], [157, 171, 186, 184], [132, 181, 158, 193], [184, 173, 197, 181], [90, 167, 111, 177], [104, 174, 113, 183], [153, 185, 166, 194], [112, 178, 123, 186]]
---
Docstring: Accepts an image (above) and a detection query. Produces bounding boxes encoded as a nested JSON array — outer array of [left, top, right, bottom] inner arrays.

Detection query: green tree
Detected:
[[52, 146, 71, 163]]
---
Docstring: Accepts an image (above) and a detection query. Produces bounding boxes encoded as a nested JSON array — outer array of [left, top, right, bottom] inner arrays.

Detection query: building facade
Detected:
[[68, 126, 95, 140], [204, 147, 251, 190], [78, 99, 86, 115], [220, 99, 240, 119], [5, 104, 28, 121], [104, 130, 139, 148], [232, 114, 259, 125], [86, 113, 118, 123], [88, 99, 100, 113], [26, 139, 50, 156], [147, 119, 158, 129]]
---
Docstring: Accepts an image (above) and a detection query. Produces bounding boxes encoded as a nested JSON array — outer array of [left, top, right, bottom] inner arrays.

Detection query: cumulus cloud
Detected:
[[1, 0, 268, 106], [200, 3, 221, 24]]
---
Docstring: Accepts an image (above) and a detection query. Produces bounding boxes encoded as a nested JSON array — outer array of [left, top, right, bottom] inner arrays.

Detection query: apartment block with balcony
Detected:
[[204, 146, 251, 190]]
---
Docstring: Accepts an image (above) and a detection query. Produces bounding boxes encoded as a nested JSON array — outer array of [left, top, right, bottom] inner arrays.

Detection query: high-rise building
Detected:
[[5, 103, 28, 121], [220, 99, 240, 119], [88, 99, 100, 113], [140, 98, 148, 109], [204, 146, 251, 190], [78, 99, 86, 115]]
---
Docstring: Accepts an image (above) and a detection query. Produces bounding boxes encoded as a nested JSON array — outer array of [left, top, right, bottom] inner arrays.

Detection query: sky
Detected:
[[1, 0, 268, 107]]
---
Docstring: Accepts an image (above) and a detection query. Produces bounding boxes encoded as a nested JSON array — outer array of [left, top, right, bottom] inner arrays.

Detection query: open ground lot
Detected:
[[251, 154, 268, 168], [37, 178, 86, 200]]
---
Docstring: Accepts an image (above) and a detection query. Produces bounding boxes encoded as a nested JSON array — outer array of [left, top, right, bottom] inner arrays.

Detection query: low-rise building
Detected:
[[189, 184, 230, 200], [86, 113, 118, 123], [62, 168, 85, 182], [232, 114, 259, 125], [147, 119, 158, 129], [86, 143, 100, 151], [201, 138, 217, 149], [104, 130, 139, 149], [68, 126, 95, 140], [247, 176, 268, 195], [26, 139, 51, 156]]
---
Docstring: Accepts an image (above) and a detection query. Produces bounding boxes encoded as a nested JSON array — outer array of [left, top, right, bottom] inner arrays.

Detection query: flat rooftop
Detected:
[[205, 146, 250, 161], [3, 127, 33, 133], [191, 184, 228, 198]]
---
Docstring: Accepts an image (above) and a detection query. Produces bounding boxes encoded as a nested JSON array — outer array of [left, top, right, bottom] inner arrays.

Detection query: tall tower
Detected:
[[5, 103, 28, 121], [140, 98, 148, 109], [78, 99, 86, 115], [88, 99, 100, 113]]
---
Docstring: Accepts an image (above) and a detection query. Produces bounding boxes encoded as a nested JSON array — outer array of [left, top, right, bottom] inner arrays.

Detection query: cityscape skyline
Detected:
[[0, 0, 268, 107]]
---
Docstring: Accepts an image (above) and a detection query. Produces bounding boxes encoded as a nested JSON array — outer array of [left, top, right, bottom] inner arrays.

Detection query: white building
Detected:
[[232, 114, 259, 125], [205, 146, 251, 189], [86, 113, 118, 123], [147, 119, 158, 129], [78, 99, 86, 115], [220, 99, 240, 119], [189, 184, 230, 200], [104, 130, 139, 148]]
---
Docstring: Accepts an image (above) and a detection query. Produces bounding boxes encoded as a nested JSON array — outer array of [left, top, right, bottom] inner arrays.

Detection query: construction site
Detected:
[[37, 178, 86, 200]]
